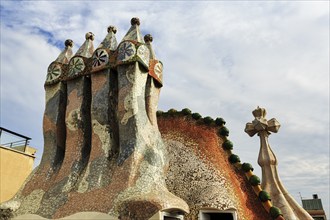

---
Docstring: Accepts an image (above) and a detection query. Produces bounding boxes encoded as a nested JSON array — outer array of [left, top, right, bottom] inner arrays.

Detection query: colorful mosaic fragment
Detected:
[[2, 18, 308, 220], [92, 49, 109, 68], [98, 25, 117, 50], [46, 63, 62, 83], [117, 41, 136, 62], [136, 44, 150, 66], [44, 39, 73, 85], [68, 57, 85, 78]]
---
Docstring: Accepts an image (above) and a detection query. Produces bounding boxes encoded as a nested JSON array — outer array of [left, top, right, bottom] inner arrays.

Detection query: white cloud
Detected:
[[1, 25, 59, 110]]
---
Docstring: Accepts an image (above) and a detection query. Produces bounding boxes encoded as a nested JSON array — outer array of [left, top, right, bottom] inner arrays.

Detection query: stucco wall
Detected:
[[0, 146, 36, 203]]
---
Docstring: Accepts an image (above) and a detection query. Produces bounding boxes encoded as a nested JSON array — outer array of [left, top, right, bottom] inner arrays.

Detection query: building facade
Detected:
[[302, 194, 327, 220], [0, 127, 36, 203], [0, 18, 313, 220]]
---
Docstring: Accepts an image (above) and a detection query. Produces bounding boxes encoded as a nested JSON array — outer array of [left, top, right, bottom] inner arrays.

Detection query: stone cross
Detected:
[[244, 106, 280, 138], [245, 107, 313, 220]]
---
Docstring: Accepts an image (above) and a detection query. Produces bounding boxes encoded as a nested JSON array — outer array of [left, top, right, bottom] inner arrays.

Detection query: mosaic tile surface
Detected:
[[158, 116, 272, 220], [1, 18, 285, 220], [92, 49, 109, 68], [117, 42, 136, 62], [46, 63, 62, 83], [68, 57, 85, 77]]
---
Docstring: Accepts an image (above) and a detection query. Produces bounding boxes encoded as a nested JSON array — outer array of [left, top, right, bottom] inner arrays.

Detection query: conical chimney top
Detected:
[[55, 39, 74, 64], [121, 17, 144, 43], [131, 17, 140, 26], [144, 34, 163, 87], [97, 25, 118, 50], [75, 32, 95, 58], [144, 34, 156, 59]]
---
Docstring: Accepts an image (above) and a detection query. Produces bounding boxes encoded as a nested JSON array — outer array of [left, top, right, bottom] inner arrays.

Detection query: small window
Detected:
[[199, 209, 237, 220], [162, 211, 184, 220]]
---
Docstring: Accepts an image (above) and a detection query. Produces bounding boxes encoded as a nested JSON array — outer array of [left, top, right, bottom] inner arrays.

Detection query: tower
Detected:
[[2, 18, 188, 219]]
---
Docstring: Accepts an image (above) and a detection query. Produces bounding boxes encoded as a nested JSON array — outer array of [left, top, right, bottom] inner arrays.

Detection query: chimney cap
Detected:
[[144, 34, 153, 43], [65, 39, 74, 48], [107, 25, 117, 34], [131, 17, 140, 26]]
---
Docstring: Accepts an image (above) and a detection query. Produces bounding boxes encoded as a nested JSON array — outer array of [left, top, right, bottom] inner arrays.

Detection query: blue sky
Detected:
[[0, 0, 329, 217]]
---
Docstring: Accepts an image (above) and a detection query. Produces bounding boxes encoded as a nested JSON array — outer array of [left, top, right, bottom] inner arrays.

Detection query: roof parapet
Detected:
[[46, 18, 164, 84]]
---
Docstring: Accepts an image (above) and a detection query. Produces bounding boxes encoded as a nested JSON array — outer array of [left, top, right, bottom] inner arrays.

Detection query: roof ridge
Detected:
[[157, 107, 285, 220]]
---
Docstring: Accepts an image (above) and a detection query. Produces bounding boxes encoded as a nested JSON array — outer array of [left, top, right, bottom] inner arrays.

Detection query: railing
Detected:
[[0, 127, 31, 152]]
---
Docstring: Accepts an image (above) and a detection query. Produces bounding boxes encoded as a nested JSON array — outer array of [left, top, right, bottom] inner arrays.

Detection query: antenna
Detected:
[[299, 192, 303, 204]]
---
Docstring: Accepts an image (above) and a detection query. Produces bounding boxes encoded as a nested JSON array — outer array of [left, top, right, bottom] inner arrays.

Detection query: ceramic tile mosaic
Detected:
[[0, 18, 292, 220]]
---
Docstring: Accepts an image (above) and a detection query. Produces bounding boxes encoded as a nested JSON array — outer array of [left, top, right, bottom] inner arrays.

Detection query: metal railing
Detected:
[[0, 127, 31, 152]]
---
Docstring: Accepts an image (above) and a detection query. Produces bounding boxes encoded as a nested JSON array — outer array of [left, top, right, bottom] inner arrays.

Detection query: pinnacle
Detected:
[[107, 26, 117, 34], [144, 34, 153, 43], [131, 17, 140, 26], [54, 39, 74, 64], [97, 26, 118, 50], [65, 39, 73, 48], [75, 32, 95, 58], [85, 32, 95, 41], [121, 17, 143, 43]]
